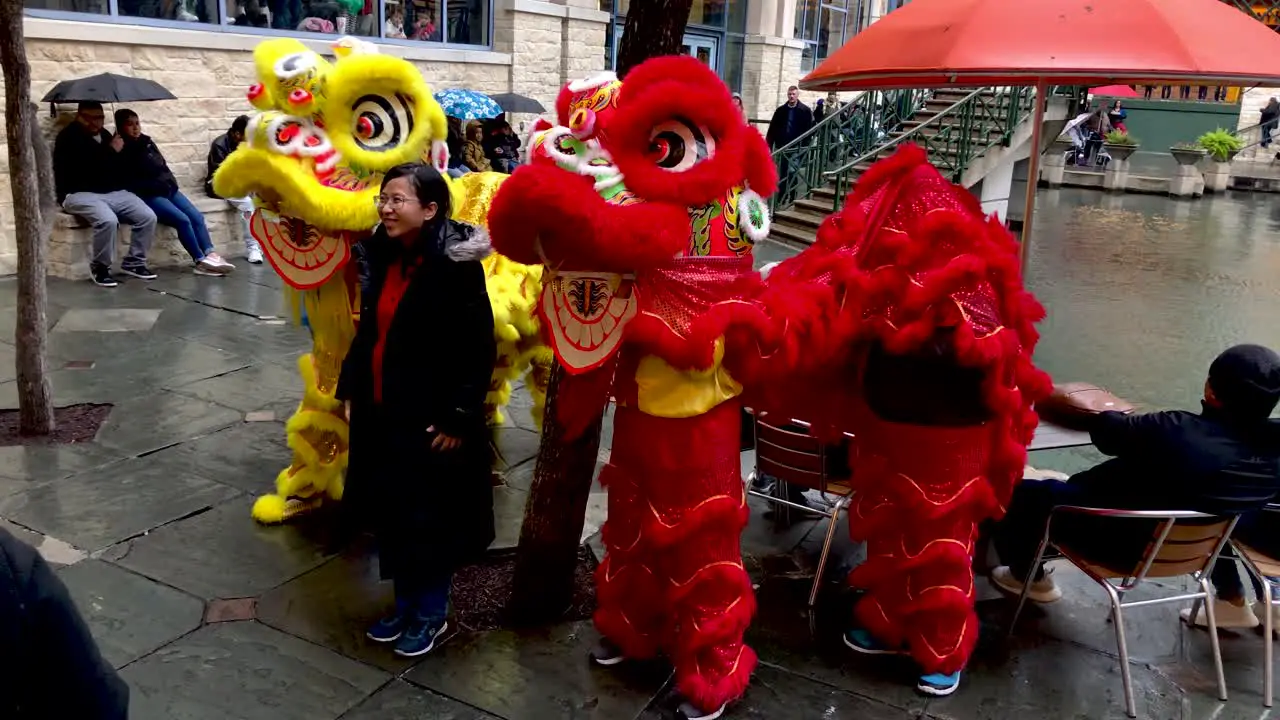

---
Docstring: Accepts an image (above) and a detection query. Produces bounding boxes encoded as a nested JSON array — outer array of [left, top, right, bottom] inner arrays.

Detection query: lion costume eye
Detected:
[[647, 118, 715, 172], [274, 52, 318, 81], [352, 93, 415, 152]]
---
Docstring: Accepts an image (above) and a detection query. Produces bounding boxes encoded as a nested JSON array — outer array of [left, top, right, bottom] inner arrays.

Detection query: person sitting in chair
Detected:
[[990, 345, 1280, 607]]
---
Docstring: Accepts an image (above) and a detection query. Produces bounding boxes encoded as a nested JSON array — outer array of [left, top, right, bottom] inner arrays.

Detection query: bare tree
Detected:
[[0, 0, 56, 435], [615, 0, 696, 78], [509, 0, 696, 621]]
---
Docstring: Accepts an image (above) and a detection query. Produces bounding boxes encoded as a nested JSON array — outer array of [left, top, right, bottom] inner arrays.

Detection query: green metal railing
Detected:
[[824, 86, 1036, 211], [769, 88, 928, 213]]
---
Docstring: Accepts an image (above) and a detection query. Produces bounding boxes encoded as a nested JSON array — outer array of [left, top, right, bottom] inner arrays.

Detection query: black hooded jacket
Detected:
[[118, 134, 179, 199], [0, 528, 129, 719]]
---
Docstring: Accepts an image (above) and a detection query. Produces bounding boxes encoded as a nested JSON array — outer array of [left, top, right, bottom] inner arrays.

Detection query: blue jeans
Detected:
[[394, 574, 451, 624], [145, 192, 214, 263]]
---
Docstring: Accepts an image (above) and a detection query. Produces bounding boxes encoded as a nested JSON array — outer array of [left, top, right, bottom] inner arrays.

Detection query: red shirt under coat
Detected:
[[371, 259, 411, 404]]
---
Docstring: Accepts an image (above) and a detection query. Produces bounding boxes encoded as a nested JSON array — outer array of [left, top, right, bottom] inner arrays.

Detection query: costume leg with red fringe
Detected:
[[847, 417, 996, 674], [594, 400, 756, 713]]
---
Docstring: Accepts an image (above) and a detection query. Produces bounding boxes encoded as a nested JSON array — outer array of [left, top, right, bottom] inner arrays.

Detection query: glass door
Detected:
[[682, 33, 719, 72]]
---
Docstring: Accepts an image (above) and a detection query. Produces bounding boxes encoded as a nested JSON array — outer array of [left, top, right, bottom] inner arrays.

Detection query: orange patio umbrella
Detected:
[[800, 0, 1280, 271]]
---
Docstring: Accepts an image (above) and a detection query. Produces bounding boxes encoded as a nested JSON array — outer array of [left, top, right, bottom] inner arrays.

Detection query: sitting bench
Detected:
[[50, 195, 248, 280]]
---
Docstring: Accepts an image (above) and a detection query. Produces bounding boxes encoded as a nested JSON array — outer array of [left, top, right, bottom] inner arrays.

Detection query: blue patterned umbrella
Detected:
[[432, 88, 502, 120]]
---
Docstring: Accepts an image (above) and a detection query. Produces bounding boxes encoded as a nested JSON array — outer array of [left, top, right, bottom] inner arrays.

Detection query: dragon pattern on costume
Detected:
[[489, 56, 1049, 711], [213, 37, 547, 524]]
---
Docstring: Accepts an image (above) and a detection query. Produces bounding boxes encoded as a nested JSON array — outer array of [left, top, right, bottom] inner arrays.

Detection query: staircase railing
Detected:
[[769, 88, 929, 214], [823, 86, 1038, 212], [1233, 121, 1275, 160]]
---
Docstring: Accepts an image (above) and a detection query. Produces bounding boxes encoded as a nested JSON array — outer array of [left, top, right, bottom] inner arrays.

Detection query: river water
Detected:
[[1028, 188, 1280, 413]]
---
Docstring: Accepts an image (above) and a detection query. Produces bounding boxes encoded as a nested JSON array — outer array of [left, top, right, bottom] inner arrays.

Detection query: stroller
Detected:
[[1061, 112, 1111, 169]]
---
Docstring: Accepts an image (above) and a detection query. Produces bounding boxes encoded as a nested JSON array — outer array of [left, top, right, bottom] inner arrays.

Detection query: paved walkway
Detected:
[[0, 251, 1268, 720]]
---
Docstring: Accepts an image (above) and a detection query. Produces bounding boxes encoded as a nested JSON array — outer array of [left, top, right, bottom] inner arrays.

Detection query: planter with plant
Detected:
[[1169, 142, 1207, 166], [1197, 128, 1243, 162], [1197, 128, 1242, 193], [1103, 130, 1139, 161]]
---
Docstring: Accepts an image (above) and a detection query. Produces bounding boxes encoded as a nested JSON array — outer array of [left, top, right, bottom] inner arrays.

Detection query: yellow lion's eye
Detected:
[[352, 93, 415, 152]]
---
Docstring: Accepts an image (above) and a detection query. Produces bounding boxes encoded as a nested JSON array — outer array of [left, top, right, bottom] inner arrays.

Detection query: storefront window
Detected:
[[23, 0, 489, 45], [798, 0, 869, 71], [724, 32, 745, 93]]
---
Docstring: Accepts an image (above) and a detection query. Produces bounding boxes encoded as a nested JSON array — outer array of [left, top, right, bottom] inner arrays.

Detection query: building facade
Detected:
[[0, 0, 904, 271]]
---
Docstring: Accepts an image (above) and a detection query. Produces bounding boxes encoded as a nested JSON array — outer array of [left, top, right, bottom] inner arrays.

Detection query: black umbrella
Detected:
[[42, 73, 177, 104], [489, 92, 546, 114]]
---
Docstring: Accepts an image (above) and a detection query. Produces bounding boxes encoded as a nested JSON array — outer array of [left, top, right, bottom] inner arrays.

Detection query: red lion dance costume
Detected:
[[490, 56, 1049, 713]]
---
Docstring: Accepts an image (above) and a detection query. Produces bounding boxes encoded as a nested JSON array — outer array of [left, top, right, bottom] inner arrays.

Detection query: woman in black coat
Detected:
[[336, 163, 497, 658]]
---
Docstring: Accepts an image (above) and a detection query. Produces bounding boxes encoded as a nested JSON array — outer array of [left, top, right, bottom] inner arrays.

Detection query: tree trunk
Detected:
[[509, 0, 696, 622], [510, 361, 605, 621], [615, 0, 697, 78], [0, 0, 56, 436]]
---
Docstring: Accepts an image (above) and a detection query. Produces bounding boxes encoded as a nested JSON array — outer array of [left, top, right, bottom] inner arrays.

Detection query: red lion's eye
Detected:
[[647, 137, 671, 163]]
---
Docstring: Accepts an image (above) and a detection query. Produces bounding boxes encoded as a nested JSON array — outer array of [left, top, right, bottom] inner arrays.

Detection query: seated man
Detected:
[[54, 102, 157, 288], [1183, 510, 1280, 629], [205, 115, 263, 265], [991, 344, 1280, 604]]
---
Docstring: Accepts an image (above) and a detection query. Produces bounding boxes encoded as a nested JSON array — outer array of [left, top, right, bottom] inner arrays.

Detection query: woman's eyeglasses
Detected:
[[374, 195, 415, 210]]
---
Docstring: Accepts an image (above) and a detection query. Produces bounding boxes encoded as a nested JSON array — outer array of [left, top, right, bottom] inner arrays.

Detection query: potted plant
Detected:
[[1170, 141, 1207, 166], [1103, 130, 1139, 161], [1197, 128, 1243, 162], [1197, 128, 1242, 193]]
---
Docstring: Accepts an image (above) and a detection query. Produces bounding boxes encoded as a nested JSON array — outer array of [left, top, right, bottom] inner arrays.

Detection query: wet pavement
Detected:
[[0, 189, 1277, 719]]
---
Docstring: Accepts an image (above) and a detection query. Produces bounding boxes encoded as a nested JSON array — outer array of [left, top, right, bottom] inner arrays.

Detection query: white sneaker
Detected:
[[991, 565, 1063, 603], [1181, 599, 1259, 629], [247, 247, 264, 264], [1254, 601, 1280, 635], [677, 701, 726, 720]]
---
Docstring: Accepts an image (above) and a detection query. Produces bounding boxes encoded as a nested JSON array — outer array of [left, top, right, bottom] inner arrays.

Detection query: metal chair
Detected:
[[744, 411, 853, 607], [1190, 503, 1280, 707], [1009, 507, 1238, 718]]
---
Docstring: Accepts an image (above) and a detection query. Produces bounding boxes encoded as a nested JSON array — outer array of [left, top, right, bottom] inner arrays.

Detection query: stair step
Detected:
[[794, 196, 836, 215], [768, 219, 818, 246], [773, 208, 824, 231]]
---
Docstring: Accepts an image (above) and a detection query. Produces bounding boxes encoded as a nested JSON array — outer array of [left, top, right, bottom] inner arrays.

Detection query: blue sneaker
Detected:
[[917, 670, 961, 697], [394, 618, 449, 658], [842, 628, 906, 656], [366, 613, 406, 643]]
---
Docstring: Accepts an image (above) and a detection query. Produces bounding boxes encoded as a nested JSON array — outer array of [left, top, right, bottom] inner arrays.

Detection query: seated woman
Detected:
[[337, 163, 497, 658], [115, 109, 233, 276]]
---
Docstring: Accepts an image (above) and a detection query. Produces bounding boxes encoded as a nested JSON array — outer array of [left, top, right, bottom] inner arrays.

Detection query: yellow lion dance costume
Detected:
[[213, 36, 547, 524]]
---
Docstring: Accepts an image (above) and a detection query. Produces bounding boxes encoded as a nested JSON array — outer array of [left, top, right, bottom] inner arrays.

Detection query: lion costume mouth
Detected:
[[251, 209, 353, 291]]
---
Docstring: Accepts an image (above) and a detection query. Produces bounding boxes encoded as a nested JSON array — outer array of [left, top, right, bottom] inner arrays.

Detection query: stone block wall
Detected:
[[0, 18, 511, 277]]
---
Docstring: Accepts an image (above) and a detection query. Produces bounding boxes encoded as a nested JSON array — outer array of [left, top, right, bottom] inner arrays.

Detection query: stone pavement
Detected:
[[0, 248, 1270, 720]]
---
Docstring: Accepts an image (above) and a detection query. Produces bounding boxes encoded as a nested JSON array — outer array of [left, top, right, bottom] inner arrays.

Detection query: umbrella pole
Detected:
[[1019, 79, 1047, 277]]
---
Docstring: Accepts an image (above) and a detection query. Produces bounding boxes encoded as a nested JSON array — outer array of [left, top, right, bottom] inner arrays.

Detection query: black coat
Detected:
[[118, 134, 179, 199], [53, 124, 126, 203], [0, 528, 129, 719], [1073, 405, 1280, 515], [337, 219, 497, 581], [766, 102, 814, 149], [205, 132, 237, 197]]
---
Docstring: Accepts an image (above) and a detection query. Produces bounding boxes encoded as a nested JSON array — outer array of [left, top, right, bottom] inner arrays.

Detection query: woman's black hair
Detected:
[[381, 163, 453, 256], [382, 163, 452, 220], [113, 108, 138, 130]]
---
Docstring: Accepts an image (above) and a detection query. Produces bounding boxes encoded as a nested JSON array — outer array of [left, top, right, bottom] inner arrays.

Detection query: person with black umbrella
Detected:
[[54, 102, 158, 288]]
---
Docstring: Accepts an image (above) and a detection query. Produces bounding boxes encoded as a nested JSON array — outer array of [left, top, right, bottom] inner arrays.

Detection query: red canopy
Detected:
[[802, 0, 1280, 91], [1089, 85, 1140, 98]]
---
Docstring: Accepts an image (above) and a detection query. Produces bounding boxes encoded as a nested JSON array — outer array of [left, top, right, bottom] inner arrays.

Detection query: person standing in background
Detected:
[[766, 86, 814, 150], [1261, 97, 1279, 149]]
